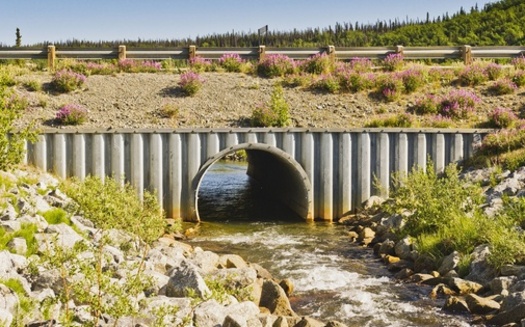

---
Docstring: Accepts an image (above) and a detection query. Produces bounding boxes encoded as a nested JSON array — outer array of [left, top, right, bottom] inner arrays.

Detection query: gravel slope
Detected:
[[12, 71, 524, 130]]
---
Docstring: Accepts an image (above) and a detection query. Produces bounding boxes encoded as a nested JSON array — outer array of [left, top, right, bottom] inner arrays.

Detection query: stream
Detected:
[[188, 161, 473, 326]]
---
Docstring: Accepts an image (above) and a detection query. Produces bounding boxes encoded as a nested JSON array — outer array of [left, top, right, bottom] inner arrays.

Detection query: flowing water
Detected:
[[189, 161, 473, 327]]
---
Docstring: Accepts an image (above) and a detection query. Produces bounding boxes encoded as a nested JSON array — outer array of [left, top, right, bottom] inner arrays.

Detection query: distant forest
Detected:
[[5, 0, 525, 48]]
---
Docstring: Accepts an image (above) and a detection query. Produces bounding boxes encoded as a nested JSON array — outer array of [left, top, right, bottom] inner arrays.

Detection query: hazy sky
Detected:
[[1, 0, 495, 46]]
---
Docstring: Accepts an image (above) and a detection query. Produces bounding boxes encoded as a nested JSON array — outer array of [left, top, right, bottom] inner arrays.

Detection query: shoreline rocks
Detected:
[[0, 168, 347, 327], [342, 166, 525, 326]]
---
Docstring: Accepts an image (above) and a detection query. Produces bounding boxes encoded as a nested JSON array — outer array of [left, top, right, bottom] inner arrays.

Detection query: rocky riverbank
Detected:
[[0, 167, 346, 327], [341, 166, 525, 326]]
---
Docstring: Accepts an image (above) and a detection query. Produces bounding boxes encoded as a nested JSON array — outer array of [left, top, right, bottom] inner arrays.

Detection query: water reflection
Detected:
[[197, 160, 301, 222]]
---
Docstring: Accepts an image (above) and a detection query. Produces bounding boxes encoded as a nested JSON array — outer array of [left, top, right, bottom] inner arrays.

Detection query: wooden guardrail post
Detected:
[[396, 45, 404, 55], [188, 45, 196, 61], [47, 45, 56, 71], [326, 45, 335, 63], [258, 45, 266, 62], [118, 45, 127, 61], [462, 45, 472, 65]]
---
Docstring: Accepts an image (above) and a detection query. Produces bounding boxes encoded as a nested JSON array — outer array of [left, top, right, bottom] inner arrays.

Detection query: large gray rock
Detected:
[[260, 279, 296, 316], [0, 308, 13, 327], [489, 303, 525, 325], [166, 259, 210, 299], [449, 277, 484, 295], [208, 267, 258, 290], [0, 250, 28, 277], [17, 214, 48, 232], [193, 300, 259, 327], [219, 254, 248, 269], [500, 265, 525, 277], [465, 245, 495, 285], [438, 251, 460, 276], [500, 291, 525, 313], [491, 276, 518, 295], [394, 237, 413, 260], [465, 293, 500, 314], [36, 223, 84, 252], [0, 284, 19, 313], [192, 250, 220, 274], [0, 204, 17, 221]]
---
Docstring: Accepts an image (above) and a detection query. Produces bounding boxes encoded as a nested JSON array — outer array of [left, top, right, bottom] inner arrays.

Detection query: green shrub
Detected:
[[300, 53, 334, 75], [512, 70, 525, 87], [23, 80, 41, 92], [376, 73, 404, 102], [488, 78, 518, 95], [60, 176, 168, 244], [55, 104, 88, 125], [0, 86, 36, 171], [42, 208, 71, 225], [251, 85, 290, 127], [257, 54, 296, 78], [312, 74, 340, 93], [458, 64, 488, 86], [51, 69, 86, 93], [365, 113, 413, 128], [178, 71, 204, 96]]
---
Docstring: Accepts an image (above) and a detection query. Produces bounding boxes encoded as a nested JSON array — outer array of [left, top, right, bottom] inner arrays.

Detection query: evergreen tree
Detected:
[[15, 28, 21, 47]]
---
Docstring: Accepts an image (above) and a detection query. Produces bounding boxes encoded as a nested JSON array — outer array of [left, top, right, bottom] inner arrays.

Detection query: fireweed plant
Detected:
[[219, 53, 244, 72], [55, 104, 89, 125], [382, 53, 404, 72], [51, 69, 86, 93], [178, 71, 204, 96], [257, 54, 296, 78]]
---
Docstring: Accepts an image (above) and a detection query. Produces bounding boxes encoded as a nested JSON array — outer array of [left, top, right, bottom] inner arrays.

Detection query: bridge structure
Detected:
[[25, 128, 488, 222]]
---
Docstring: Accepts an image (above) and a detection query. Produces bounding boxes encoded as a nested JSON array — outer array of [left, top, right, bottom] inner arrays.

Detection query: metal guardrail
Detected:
[[0, 45, 524, 69]]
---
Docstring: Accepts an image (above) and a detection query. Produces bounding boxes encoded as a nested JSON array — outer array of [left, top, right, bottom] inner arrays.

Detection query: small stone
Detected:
[[465, 294, 500, 314], [443, 296, 470, 313]]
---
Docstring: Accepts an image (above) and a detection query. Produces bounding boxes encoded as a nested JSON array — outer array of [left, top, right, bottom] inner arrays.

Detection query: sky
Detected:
[[0, 0, 496, 46]]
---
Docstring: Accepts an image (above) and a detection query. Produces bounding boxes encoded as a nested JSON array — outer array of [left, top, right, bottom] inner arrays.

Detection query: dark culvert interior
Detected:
[[196, 149, 311, 222]]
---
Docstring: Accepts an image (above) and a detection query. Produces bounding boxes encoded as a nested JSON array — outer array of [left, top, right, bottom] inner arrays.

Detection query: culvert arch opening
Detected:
[[193, 143, 313, 222]]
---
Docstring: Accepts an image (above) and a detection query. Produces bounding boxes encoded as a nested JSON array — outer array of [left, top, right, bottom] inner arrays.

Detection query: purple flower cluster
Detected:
[[398, 68, 426, 93], [51, 69, 87, 93], [383, 53, 404, 71], [348, 57, 373, 73], [485, 63, 504, 80], [490, 78, 518, 95], [118, 59, 162, 73], [178, 71, 204, 96], [257, 54, 296, 78], [219, 53, 243, 64], [55, 104, 88, 125], [440, 89, 481, 119], [458, 64, 488, 86], [512, 55, 525, 70], [489, 107, 518, 128]]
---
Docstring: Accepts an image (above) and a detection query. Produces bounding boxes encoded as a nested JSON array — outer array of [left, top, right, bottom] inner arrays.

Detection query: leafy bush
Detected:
[[382, 53, 404, 72], [489, 78, 518, 95], [365, 113, 413, 128], [377, 73, 404, 102], [158, 103, 179, 119], [219, 53, 244, 72], [60, 176, 167, 244], [42, 208, 71, 225], [427, 68, 456, 85], [512, 70, 525, 87], [439, 89, 480, 119], [51, 69, 86, 93], [178, 71, 204, 96], [411, 94, 440, 115], [55, 104, 88, 125], [251, 84, 290, 127], [339, 72, 375, 93], [118, 59, 162, 73], [488, 107, 518, 128], [190, 56, 213, 72], [458, 64, 488, 86], [348, 57, 373, 73], [257, 54, 296, 78], [0, 86, 36, 171], [300, 53, 334, 75], [400, 68, 426, 93], [485, 63, 504, 80], [312, 74, 340, 93], [512, 55, 525, 70]]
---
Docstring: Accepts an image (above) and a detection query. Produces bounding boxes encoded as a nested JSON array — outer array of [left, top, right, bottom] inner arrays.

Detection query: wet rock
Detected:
[[465, 293, 500, 314], [489, 303, 525, 326], [358, 227, 375, 246], [491, 276, 518, 295], [466, 245, 495, 285], [220, 254, 248, 269], [449, 277, 484, 295], [260, 279, 296, 316], [394, 237, 413, 260], [394, 268, 414, 280], [438, 251, 460, 276], [272, 316, 290, 327], [501, 265, 525, 277], [324, 321, 349, 327], [409, 273, 435, 284], [443, 296, 470, 313], [377, 239, 395, 256], [279, 279, 294, 297], [249, 263, 273, 280], [430, 284, 456, 298], [293, 316, 324, 327]]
